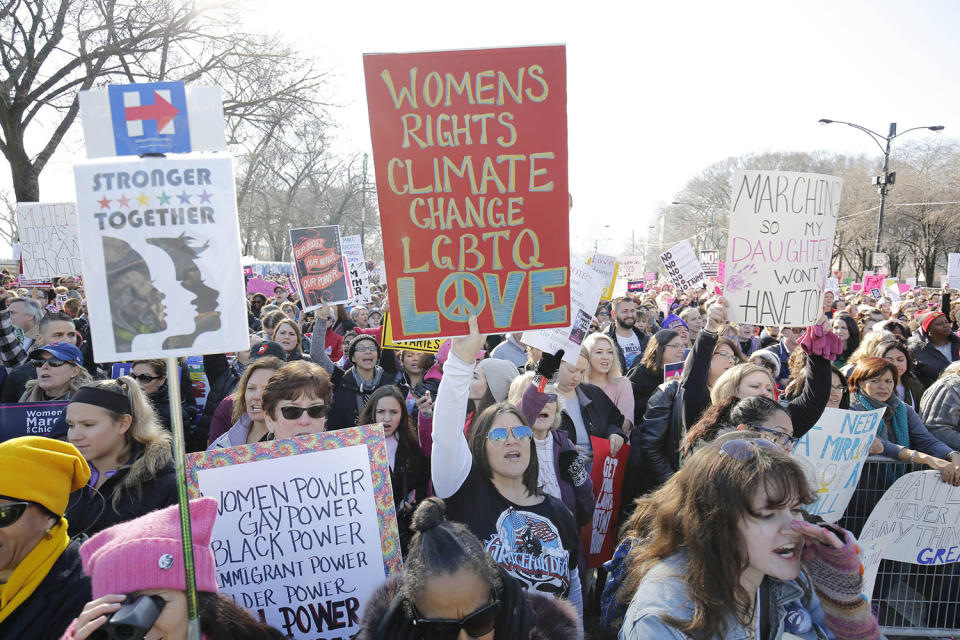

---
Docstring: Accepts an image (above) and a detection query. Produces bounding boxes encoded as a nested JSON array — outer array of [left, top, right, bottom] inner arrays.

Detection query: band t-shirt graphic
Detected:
[[616, 332, 642, 368], [444, 466, 579, 599]]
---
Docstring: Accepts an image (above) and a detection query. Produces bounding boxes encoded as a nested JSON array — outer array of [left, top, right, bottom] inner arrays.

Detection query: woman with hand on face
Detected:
[[849, 357, 960, 485], [130, 359, 197, 432], [582, 333, 634, 434], [615, 437, 879, 640], [0, 438, 91, 639], [357, 498, 581, 640], [431, 317, 585, 616], [19, 342, 92, 402], [64, 379, 177, 538], [358, 385, 429, 553], [63, 498, 284, 640], [207, 356, 285, 449]]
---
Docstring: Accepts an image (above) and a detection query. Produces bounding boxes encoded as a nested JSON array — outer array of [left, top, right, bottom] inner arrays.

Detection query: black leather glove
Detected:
[[558, 449, 589, 487], [535, 349, 565, 380]]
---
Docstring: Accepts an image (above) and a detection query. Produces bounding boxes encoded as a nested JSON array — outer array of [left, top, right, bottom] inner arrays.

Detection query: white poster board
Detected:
[[341, 235, 372, 305], [74, 155, 248, 361], [859, 471, 960, 599], [791, 407, 884, 523], [948, 253, 960, 290], [659, 239, 705, 291], [588, 254, 618, 301], [16, 202, 82, 279], [699, 249, 719, 278], [521, 258, 605, 364], [617, 256, 645, 281], [825, 277, 839, 293], [724, 171, 842, 325], [197, 444, 386, 639]]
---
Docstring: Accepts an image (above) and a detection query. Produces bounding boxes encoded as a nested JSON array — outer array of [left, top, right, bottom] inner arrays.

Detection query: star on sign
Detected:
[[157, 191, 172, 205], [177, 190, 192, 204], [198, 189, 213, 204], [116, 194, 130, 208], [97, 196, 111, 210], [137, 193, 150, 206]]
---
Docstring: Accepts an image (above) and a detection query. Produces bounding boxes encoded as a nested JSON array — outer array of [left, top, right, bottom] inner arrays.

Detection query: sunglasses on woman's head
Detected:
[[279, 404, 329, 420], [486, 425, 532, 442], [30, 357, 66, 368], [0, 501, 29, 528], [412, 600, 500, 640], [708, 438, 779, 478]]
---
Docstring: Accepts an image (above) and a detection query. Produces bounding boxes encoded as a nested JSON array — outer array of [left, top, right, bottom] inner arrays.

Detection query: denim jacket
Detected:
[[619, 550, 834, 640]]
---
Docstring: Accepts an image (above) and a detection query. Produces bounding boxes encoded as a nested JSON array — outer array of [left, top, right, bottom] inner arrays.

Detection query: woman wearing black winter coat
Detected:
[[626, 329, 685, 424]]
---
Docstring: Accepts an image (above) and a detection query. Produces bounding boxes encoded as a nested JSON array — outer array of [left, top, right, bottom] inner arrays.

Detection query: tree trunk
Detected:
[[3, 126, 41, 202]]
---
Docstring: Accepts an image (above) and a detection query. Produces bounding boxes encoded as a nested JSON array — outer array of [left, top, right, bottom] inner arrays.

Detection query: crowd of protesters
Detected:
[[4, 264, 960, 640]]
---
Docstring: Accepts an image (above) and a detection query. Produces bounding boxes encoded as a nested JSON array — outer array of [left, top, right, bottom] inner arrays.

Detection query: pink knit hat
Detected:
[[80, 497, 219, 598]]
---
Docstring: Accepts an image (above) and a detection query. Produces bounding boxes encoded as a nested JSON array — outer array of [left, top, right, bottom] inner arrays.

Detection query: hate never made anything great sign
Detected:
[[364, 45, 570, 340], [724, 171, 842, 326]]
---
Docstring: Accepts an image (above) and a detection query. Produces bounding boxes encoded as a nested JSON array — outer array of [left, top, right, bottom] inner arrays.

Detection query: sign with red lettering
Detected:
[[580, 436, 629, 568], [289, 225, 351, 310], [363, 45, 570, 340]]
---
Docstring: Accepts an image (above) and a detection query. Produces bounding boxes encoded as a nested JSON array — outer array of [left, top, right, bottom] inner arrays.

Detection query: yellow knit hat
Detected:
[[0, 437, 90, 515]]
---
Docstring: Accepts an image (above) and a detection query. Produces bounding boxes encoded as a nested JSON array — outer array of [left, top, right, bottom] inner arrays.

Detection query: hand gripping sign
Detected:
[[363, 45, 570, 340]]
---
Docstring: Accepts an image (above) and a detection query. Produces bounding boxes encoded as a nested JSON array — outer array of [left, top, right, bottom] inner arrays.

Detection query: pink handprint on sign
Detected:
[[725, 263, 758, 293]]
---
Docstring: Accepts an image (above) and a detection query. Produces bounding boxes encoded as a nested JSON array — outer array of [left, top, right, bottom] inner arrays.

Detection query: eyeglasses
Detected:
[[747, 425, 799, 451], [486, 425, 532, 442], [708, 438, 779, 478], [665, 342, 685, 350], [30, 357, 67, 368], [354, 344, 378, 353], [713, 351, 738, 363], [412, 600, 500, 640], [132, 374, 163, 383], [0, 502, 29, 528], [278, 404, 330, 420], [830, 384, 844, 393]]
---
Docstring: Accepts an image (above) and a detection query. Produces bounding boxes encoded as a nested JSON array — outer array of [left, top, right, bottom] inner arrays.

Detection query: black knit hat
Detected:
[[347, 334, 381, 362]]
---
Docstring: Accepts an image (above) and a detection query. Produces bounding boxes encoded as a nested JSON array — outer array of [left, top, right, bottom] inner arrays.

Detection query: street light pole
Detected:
[[818, 118, 944, 268]]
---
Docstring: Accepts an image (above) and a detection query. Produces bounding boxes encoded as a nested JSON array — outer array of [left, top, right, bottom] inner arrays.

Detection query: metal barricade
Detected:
[[840, 456, 960, 638]]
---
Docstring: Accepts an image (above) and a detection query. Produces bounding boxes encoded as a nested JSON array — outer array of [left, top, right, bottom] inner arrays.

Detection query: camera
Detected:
[[91, 594, 166, 640]]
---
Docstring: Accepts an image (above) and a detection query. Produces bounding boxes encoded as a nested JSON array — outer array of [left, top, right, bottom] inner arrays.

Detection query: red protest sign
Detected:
[[580, 436, 630, 568], [363, 45, 570, 340]]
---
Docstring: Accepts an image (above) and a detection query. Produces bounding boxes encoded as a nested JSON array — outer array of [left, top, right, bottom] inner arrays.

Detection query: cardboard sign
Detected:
[[699, 249, 719, 278], [16, 202, 82, 279], [363, 45, 570, 340], [521, 258, 605, 365], [824, 277, 839, 294], [643, 271, 657, 283], [381, 311, 443, 353], [790, 407, 883, 523], [659, 239, 705, 291], [246, 277, 280, 297], [0, 401, 68, 442], [79, 82, 227, 158], [724, 171, 842, 325], [617, 256, 645, 280], [289, 226, 352, 310], [580, 436, 629, 568], [185, 426, 402, 640], [859, 471, 960, 599], [74, 155, 248, 361], [588, 254, 618, 301], [862, 273, 884, 293], [948, 254, 960, 290], [340, 235, 372, 305]]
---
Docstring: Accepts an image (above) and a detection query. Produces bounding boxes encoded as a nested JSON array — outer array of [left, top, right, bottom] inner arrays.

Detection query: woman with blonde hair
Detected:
[[581, 332, 634, 432], [62, 378, 177, 537], [208, 356, 285, 448], [19, 343, 92, 402]]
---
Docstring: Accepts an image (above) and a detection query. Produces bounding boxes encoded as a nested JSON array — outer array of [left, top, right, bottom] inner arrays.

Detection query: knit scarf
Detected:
[[0, 517, 69, 624], [856, 391, 909, 447]]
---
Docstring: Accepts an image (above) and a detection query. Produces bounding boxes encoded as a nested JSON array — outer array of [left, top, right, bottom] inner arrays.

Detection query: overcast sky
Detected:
[[19, 0, 960, 259]]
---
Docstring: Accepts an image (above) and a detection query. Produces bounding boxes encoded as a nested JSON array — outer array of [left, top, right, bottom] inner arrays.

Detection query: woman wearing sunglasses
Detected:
[[358, 385, 429, 554], [18, 342, 92, 402], [63, 379, 178, 537], [64, 498, 285, 639], [0, 437, 92, 639], [130, 358, 197, 432], [358, 497, 581, 640], [616, 438, 879, 640], [262, 360, 333, 440], [432, 316, 584, 615]]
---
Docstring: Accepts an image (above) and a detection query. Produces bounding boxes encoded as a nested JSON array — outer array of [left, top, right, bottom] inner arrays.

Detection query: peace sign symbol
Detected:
[[438, 273, 486, 322]]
